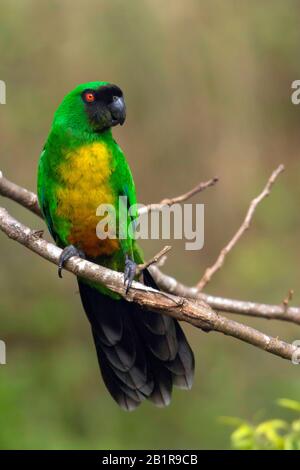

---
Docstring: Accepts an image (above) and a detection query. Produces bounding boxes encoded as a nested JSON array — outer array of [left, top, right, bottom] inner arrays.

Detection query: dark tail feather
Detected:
[[78, 280, 153, 411], [141, 270, 195, 393], [78, 271, 195, 411]]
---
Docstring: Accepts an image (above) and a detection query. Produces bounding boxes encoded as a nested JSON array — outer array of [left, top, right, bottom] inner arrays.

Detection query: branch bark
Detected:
[[137, 245, 172, 273], [197, 164, 285, 290], [0, 171, 42, 218], [150, 266, 300, 326], [0, 206, 298, 362], [138, 177, 218, 215], [1, 170, 300, 327]]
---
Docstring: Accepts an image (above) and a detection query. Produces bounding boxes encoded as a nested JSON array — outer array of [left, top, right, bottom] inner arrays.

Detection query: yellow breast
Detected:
[[56, 141, 119, 257]]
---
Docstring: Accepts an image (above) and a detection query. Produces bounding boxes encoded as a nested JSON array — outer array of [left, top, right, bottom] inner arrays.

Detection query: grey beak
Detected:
[[109, 96, 126, 126]]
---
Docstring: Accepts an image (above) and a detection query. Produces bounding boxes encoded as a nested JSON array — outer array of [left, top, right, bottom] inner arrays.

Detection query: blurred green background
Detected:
[[1, 0, 300, 450]]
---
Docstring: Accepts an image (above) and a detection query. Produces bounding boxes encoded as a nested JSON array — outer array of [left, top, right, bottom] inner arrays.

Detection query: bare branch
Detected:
[[137, 245, 172, 273], [150, 266, 300, 326], [138, 177, 218, 215], [0, 171, 218, 219], [196, 164, 285, 290], [0, 171, 42, 218], [0, 206, 298, 362], [282, 289, 294, 308], [2, 170, 300, 328]]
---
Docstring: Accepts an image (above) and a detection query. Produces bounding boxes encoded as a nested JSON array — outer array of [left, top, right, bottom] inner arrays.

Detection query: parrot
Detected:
[[37, 81, 195, 410]]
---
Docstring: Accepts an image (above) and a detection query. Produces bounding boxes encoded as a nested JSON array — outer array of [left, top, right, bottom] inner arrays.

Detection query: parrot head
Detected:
[[53, 81, 126, 134]]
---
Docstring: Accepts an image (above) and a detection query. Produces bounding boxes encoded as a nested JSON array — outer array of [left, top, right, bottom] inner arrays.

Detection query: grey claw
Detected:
[[124, 255, 137, 294], [58, 245, 84, 278]]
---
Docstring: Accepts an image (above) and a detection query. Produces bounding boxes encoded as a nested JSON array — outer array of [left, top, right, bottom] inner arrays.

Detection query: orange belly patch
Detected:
[[56, 141, 119, 258]]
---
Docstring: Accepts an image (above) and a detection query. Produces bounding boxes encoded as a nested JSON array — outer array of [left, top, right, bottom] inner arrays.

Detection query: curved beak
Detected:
[[109, 96, 126, 126]]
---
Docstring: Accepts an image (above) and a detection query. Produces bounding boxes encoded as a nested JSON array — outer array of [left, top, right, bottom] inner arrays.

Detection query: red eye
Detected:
[[84, 92, 95, 103]]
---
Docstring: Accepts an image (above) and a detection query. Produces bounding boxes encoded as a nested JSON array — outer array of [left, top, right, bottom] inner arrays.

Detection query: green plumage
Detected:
[[37, 81, 141, 295], [37, 82, 194, 410]]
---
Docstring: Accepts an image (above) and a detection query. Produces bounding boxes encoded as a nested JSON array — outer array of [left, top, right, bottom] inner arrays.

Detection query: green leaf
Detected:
[[284, 433, 300, 450], [231, 423, 255, 450], [277, 399, 300, 412], [255, 420, 288, 450], [291, 419, 300, 432]]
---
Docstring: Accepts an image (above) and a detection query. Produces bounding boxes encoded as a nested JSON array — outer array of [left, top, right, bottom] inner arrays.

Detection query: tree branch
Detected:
[[0, 171, 42, 218], [196, 164, 285, 290], [138, 177, 218, 215], [0, 206, 298, 362], [150, 266, 300, 326], [0, 171, 217, 219], [1, 170, 300, 327], [282, 289, 294, 308], [137, 245, 172, 273]]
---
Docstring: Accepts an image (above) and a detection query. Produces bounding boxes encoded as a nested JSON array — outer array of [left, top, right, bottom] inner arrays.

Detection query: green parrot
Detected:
[[37, 81, 194, 410]]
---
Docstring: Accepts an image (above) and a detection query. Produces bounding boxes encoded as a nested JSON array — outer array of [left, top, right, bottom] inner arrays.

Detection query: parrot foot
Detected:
[[124, 254, 137, 294], [58, 245, 85, 278]]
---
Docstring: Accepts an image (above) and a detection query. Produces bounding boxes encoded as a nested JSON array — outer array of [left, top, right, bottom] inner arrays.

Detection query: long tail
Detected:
[[78, 271, 195, 411]]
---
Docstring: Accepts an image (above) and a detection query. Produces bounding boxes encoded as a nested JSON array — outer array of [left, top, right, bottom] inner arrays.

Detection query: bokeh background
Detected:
[[0, 0, 300, 450]]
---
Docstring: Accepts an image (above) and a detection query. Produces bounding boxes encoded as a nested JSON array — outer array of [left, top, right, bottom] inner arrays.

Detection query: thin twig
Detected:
[[196, 164, 285, 291], [0, 206, 298, 362], [0, 171, 42, 218], [150, 265, 300, 326], [0, 171, 218, 219], [282, 289, 294, 308], [3, 170, 300, 327], [138, 177, 218, 215], [137, 245, 172, 273]]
